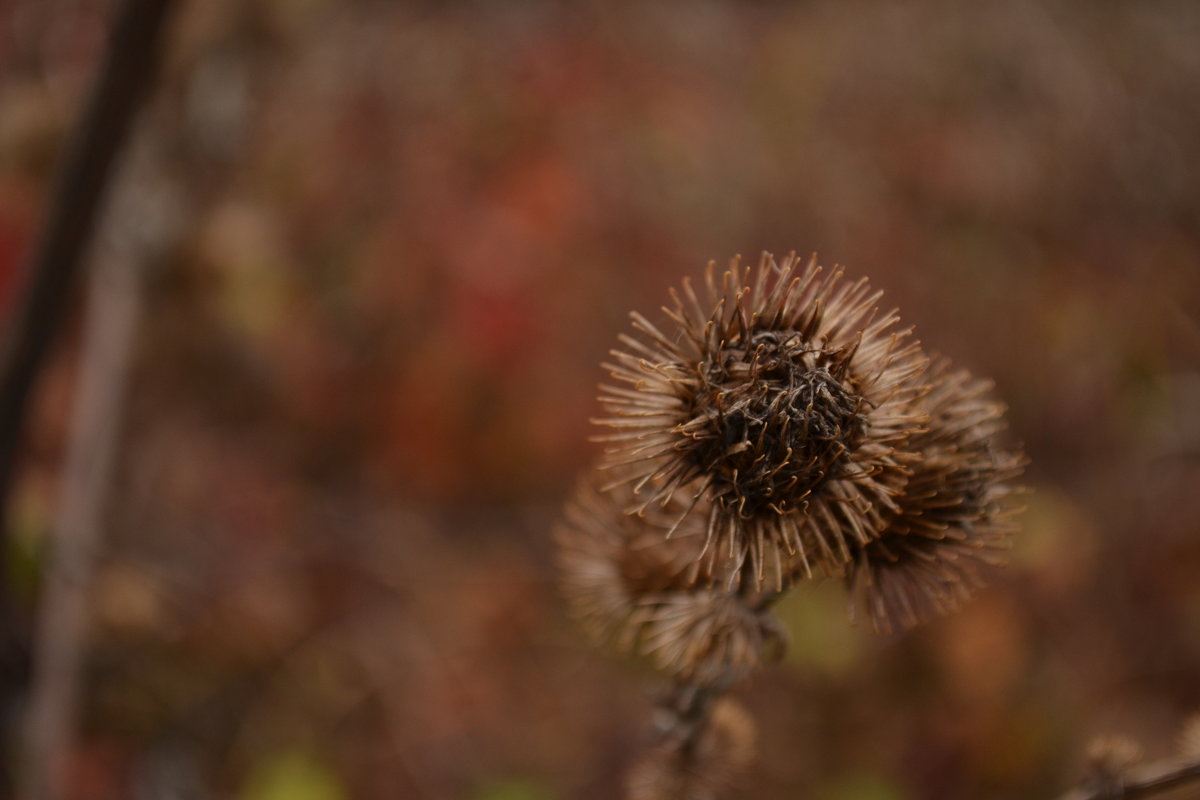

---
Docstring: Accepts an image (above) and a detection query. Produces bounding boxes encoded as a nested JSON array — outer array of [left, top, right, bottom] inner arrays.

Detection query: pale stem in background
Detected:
[[20, 250, 142, 800]]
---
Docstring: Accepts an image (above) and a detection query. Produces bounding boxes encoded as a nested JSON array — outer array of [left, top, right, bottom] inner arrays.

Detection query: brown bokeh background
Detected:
[[2, 2, 1200, 799]]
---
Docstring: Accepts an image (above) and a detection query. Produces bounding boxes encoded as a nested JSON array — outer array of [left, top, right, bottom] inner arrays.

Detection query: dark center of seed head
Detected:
[[690, 331, 865, 514]]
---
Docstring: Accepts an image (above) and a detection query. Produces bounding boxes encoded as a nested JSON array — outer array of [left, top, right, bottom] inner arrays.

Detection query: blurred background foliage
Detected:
[[1, 1, 1199, 798]]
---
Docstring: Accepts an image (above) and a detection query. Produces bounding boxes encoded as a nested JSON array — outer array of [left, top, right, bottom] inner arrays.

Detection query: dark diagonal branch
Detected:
[[0, 0, 177, 794], [0, 0, 176, 560]]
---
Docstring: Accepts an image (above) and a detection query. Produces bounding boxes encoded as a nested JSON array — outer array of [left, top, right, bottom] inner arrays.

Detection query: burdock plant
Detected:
[[557, 253, 1026, 799]]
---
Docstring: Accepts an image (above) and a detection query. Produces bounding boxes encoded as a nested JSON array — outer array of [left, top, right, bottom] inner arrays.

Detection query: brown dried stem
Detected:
[[626, 682, 757, 800]]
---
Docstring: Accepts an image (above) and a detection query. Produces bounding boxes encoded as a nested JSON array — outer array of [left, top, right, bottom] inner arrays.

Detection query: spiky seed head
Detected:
[[847, 359, 1027, 634], [555, 478, 703, 649], [595, 252, 928, 590], [632, 591, 785, 688], [557, 477, 782, 683]]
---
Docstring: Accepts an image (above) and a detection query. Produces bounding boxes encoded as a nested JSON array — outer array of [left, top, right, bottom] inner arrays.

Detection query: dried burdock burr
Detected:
[[632, 590, 784, 689], [556, 477, 707, 650], [557, 477, 782, 686], [563, 252, 1029, 800], [847, 358, 1027, 634], [594, 252, 928, 590]]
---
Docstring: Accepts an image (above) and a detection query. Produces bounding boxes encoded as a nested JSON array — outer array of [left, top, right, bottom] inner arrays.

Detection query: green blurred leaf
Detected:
[[5, 486, 48, 601], [240, 750, 345, 800], [471, 777, 554, 800], [776, 581, 865, 675], [818, 772, 908, 800]]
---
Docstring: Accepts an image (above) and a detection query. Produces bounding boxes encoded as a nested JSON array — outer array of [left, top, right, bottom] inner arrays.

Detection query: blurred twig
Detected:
[[21, 250, 142, 800], [0, 0, 176, 792], [1059, 758, 1200, 800]]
